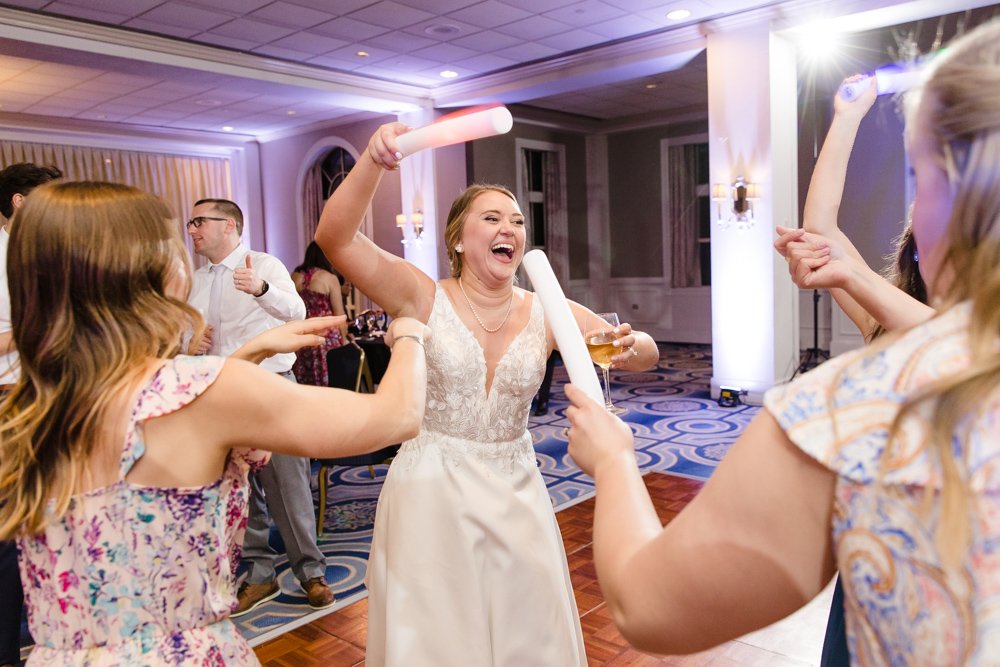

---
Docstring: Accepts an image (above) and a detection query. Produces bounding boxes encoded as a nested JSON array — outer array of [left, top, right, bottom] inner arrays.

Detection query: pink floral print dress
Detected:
[[18, 355, 267, 666], [292, 267, 345, 387]]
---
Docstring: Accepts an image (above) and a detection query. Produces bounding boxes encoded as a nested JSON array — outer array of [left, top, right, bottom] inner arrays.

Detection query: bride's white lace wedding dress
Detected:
[[365, 285, 587, 666]]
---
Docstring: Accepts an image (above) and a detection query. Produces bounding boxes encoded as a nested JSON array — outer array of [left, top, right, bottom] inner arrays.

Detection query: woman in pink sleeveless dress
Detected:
[[292, 241, 350, 386]]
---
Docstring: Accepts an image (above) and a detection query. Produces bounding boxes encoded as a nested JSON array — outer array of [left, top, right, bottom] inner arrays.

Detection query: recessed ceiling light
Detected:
[[356, 50, 369, 57], [424, 23, 461, 37], [666, 9, 691, 20], [645, 83, 658, 89], [287, 110, 297, 115], [222, 126, 234, 132], [440, 70, 459, 79]]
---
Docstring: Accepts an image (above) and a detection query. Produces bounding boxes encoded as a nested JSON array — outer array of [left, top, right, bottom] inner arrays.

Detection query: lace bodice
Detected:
[[421, 284, 548, 443]]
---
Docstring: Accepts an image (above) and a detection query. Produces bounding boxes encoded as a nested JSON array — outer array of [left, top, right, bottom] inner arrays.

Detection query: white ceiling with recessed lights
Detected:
[[0, 0, 994, 138]]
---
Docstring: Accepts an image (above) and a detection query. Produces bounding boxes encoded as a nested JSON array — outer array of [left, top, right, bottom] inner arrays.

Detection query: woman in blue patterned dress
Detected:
[[0, 181, 428, 665], [566, 17, 1000, 665]]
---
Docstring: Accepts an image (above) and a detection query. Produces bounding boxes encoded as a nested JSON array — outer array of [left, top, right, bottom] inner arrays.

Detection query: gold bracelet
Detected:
[[390, 334, 424, 350]]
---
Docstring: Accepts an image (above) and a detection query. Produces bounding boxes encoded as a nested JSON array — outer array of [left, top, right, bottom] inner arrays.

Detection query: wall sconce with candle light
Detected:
[[395, 210, 424, 246], [712, 176, 760, 229]]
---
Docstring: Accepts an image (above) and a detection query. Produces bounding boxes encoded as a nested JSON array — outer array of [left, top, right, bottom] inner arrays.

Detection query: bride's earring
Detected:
[[455, 243, 464, 253]]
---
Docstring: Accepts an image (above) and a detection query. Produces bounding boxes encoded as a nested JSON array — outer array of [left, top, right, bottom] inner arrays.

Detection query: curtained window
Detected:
[[302, 146, 357, 315], [301, 146, 355, 252], [667, 142, 710, 287], [519, 145, 566, 281], [0, 139, 231, 261]]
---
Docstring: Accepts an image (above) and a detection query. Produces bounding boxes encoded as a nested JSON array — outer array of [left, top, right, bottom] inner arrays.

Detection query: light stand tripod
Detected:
[[793, 289, 830, 378]]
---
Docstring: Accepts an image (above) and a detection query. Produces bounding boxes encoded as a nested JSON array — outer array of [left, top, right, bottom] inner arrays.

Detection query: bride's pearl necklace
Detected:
[[458, 277, 513, 333]]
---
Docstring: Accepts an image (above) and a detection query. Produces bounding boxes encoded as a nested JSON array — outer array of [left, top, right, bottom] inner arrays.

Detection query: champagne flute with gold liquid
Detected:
[[586, 312, 627, 415]]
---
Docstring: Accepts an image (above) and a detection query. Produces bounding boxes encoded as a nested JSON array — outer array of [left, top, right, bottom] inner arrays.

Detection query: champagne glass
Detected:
[[586, 312, 627, 415]]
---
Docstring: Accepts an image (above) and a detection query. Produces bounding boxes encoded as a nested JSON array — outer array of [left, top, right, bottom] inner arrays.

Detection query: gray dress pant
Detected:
[[241, 371, 326, 585]]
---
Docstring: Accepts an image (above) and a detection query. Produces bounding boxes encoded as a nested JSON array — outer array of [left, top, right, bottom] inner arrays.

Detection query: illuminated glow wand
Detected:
[[522, 250, 605, 407], [396, 105, 514, 156], [839, 51, 943, 101]]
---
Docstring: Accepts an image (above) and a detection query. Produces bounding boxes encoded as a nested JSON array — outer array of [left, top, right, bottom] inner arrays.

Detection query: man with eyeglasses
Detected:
[[0, 161, 62, 667], [186, 197, 334, 617]]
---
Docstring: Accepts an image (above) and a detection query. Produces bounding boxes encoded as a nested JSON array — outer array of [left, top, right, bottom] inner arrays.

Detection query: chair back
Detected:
[[327, 342, 366, 392]]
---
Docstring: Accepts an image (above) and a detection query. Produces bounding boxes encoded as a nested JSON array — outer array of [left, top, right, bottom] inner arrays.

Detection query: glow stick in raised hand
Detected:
[[396, 106, 514, 157], [838, 51, 941, 102], [522, 249, 604, 406]]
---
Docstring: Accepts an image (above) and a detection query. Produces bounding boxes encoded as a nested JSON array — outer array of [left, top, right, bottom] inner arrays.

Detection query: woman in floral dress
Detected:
[[0, 181, 428, 665]]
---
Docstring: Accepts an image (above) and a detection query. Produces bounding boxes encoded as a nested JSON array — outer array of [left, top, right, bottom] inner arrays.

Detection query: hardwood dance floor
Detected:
[[255, 473, 831, 666]]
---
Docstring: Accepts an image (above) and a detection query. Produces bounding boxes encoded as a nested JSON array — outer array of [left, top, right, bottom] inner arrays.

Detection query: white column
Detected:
[[397, 109, 441, 281], [708, 23, 799, 405]]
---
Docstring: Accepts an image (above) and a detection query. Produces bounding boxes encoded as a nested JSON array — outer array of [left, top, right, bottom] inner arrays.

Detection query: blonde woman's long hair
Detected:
[[871, 18, 1000, 566], [0, 181, 203, 538]]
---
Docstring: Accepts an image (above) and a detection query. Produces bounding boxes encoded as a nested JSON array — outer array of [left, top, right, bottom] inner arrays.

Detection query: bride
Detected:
[[315, 122, 659, 666]]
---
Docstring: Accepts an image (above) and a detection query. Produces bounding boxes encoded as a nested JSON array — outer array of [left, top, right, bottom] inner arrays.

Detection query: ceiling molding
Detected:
[[508, 105, 604, 134], [0, 6, 430, 114], [0, 110, 256, 155], [771, 0, 1000, 33], [255, 109, 384, 144], [432, 24, 708, 109], [604, 106, 709, 135], [510, 102, 708, 136]]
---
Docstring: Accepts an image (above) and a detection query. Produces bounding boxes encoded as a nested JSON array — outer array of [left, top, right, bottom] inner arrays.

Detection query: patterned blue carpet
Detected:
[[232, 343, 761, 646]]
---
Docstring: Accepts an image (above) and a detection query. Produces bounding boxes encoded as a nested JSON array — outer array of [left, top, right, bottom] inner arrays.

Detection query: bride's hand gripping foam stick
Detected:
[[395, 106, 514, 157], [522, 250, 605, 407]]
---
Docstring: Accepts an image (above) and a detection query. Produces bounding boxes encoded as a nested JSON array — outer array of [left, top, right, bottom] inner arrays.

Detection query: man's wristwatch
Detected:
[[254, 280, 269, 297]]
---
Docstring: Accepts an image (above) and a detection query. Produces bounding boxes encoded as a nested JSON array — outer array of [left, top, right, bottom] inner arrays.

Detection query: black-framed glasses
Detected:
[[186, 216, 228, 229]]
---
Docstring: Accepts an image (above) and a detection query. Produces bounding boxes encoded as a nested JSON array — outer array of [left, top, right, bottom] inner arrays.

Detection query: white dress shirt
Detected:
[[189, 243, 305, 373], [0, 227, 16, 384]]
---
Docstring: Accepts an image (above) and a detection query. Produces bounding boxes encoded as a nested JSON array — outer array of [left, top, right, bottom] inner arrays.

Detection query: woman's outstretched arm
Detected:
[[147, 316, 429, 478], [565, 385, 836, 655], [801, 76, 879, 334]]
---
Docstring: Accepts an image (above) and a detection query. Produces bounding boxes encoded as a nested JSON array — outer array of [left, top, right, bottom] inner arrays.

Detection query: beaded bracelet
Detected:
[[390, 334, 424, 350]]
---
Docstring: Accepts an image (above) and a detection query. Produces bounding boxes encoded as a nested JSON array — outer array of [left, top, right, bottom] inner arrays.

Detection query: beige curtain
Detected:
[[302, 159, 324, 254], [0, 140, 231, 256], [542, 151, 562, 242], [668, 144, 701, 288]]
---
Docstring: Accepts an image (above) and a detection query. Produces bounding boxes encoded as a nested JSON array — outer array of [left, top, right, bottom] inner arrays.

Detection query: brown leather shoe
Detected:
[[304, 577, 334, 610], [232, 579, 280, 618]]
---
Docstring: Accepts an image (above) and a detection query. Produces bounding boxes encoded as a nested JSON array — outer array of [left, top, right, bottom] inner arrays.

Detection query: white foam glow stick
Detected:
[[838, 54, 938, 102], [396, 106, 514, 157], [522, 250, 604, 406]]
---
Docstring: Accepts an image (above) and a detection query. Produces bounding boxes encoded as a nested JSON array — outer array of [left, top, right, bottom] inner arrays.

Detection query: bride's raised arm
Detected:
[[314, 122, 436, 321]]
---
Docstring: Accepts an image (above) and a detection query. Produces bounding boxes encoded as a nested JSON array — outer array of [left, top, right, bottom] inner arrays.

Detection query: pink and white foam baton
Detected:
[[396, 106, 514, 157], [522, 249, 604, 406]]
